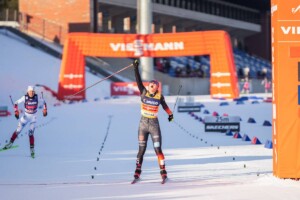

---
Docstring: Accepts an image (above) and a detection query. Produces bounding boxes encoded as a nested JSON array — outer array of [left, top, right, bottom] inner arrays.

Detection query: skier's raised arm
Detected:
[[133, 60, 146, 94]]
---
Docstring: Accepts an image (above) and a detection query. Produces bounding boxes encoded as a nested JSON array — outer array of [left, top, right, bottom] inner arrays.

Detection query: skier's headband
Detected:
[[149, 80, 159, 88]]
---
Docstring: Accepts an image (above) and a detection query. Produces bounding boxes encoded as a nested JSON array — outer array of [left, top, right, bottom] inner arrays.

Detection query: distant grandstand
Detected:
[[154, 48, 271, 79]]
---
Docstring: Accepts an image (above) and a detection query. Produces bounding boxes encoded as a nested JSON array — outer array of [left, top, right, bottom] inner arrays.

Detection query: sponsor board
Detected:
[[177, 105, 201, 112], [204, 116, 241, 123], [110, 40, 184, 56], [204, 116, 240, 132], [205, 123, 240, 132], [0, 106, 8, 116]]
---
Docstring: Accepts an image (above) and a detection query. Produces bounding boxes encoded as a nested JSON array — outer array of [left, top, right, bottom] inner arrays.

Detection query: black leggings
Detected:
[[136, 117, 165, 169]]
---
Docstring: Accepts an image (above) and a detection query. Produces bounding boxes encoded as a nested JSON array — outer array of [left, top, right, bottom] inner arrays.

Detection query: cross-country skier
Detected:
[[3, 86, 47, 158], [132, 59, 173, 182]]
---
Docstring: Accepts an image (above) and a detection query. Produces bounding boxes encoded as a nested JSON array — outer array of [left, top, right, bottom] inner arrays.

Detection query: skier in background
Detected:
[[3, 86, 47, 158], [132, 59, 173, 182]]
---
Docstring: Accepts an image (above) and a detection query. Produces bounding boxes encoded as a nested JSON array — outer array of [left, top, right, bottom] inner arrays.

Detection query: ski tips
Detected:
[[131, 178, 140, 184], [161, 177, 168, 184]]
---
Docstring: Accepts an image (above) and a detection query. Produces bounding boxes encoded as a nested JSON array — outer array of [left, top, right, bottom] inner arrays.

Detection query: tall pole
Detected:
[[90, 0, 98, 33], [138, 0, 153, 81]]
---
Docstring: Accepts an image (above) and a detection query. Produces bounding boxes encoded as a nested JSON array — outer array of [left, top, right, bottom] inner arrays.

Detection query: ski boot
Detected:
[[134, 164, 142, 179], [131, 164, 142, 184], [160, 169, 167, 179], [160, 169, 168, 184], [3, 142, 13, 150], [30, 147, 35, 158]]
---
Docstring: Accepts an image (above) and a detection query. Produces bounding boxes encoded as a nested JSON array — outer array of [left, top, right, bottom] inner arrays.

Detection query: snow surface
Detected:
[[1, 29, 300, 200]]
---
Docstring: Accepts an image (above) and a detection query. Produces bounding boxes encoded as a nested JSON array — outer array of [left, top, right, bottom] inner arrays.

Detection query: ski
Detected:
[[0, 145, 19, 152], [161, 177, 168, 184], [131, 177, 168, 184], [131, 178, 140, 184]]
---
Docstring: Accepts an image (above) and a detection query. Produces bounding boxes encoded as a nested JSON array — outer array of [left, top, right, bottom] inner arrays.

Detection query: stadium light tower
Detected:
[[137, 0, 154, 81]]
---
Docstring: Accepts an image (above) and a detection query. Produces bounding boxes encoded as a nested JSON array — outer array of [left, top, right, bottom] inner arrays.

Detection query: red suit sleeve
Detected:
[[160, 95, 172, 115]]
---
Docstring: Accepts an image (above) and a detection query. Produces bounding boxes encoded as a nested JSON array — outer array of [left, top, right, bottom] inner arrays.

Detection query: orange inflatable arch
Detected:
[[58, 31, 239, 100]]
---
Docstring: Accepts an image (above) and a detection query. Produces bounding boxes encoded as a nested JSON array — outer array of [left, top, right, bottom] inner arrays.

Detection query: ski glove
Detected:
[[168, 114, 174, 122], [14, 110, 19, 120], [133, 59, 139, 68], [43, 109, 47, 117]]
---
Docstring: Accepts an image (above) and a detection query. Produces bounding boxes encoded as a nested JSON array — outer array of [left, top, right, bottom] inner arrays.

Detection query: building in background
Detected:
[[4, 0, 271, 95], [18, 0, 270, 60]]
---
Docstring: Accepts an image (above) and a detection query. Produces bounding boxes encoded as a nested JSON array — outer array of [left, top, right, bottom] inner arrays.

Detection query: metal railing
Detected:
[[152, 0, 261, 24], [0, 9, 66, 44], [0, 8, 18, 21], [19, 12, 66, 44]]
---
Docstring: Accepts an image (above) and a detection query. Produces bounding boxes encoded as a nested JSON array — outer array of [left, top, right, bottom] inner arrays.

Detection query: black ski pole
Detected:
[[172, 84, 182, 113], [68, 63, 133, 99], [10, 95, 18, 120], [41, 91, 44, 100], [9, 95, 14, 106]]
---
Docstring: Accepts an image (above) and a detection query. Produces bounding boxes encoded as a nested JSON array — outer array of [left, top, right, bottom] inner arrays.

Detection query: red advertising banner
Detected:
[[0, 106, 8, 117]]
